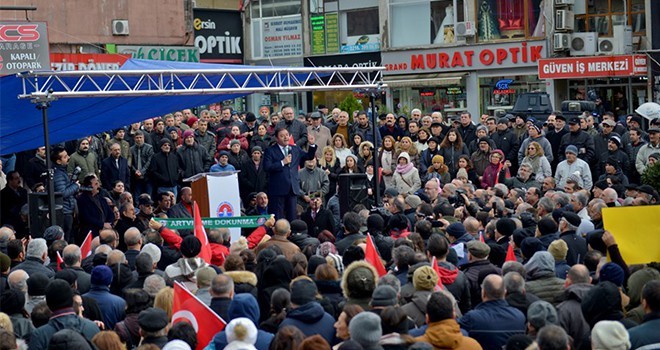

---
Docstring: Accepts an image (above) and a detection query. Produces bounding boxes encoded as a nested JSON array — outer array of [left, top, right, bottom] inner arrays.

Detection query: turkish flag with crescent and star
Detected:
[[172, 281, 226, 350]]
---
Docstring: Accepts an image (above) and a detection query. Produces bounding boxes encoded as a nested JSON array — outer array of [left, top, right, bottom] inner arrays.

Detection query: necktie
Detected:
[[115, 159, 119, 169], [137, 147, 142, 170], [312, 210, 316, 221]]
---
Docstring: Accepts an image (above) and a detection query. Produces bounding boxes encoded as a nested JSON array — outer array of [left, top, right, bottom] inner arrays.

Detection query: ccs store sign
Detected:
[[0, 22, 50, 75]]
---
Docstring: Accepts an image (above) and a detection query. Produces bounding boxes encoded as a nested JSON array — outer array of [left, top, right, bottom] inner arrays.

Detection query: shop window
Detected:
[[389, 0, 465, 48], [251, 0, 302, 17], [346, 9, 379, 36], [575, 0, 645, 36], [479, 76, 545, 116], [475, 0, 544, 42]]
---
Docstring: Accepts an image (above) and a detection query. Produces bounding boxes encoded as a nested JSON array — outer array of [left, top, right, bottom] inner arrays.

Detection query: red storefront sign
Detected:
[[538, 55, 647, 79], [50, 53, 130, 71]]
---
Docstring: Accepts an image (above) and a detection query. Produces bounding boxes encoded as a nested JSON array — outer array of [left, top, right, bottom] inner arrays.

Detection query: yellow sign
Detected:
[[602, 205, 660, 265]]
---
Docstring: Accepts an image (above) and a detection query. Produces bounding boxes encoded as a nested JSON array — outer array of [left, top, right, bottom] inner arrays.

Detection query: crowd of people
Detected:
[[0, 104, 659, 350]]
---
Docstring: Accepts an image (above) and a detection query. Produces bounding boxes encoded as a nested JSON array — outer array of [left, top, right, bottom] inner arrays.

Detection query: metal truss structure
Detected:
[[17, 66, 386, 99]]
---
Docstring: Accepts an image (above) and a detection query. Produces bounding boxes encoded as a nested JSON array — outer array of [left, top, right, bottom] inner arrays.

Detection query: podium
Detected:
[[189, 174, 210, 217]]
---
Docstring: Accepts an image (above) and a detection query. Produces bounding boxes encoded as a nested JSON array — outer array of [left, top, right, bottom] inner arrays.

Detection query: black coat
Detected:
[[100, 156, 131, 191], [301, 207, 335, 238], [239, 159, 268, 202], [559, 130, 596, 164], [559, 230, 587, 266], [77, 192, 114, 238], [491, 129, 520, 166], [177, 143, 211, 179], [149, 151, 180, 187]]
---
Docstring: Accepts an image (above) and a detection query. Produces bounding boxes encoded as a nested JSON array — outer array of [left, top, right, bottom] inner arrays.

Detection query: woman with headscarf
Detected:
[[481, 149, 511, 189], [392, 152, 421, 195]]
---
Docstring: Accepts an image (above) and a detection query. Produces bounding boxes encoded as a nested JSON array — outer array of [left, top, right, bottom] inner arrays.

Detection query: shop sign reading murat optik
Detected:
[[382, 40, 546, 75], [0, 22, 50, 76]]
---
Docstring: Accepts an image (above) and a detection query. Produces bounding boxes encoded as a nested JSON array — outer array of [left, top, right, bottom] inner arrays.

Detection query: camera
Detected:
[[70, 166, 82, 182]]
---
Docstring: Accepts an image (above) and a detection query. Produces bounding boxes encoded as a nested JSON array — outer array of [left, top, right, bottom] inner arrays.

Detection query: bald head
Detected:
[[481, 274, 505, 301], [62, 244, 82, 267], [0, 227, 15, 242], [94, 244, 113, 256], [463, 217, 480, 234], [567, 264, 591, 285], [8, 269, 29, 292], [106, 249, 126, 266], [124, 227, 142, 248], [602, 188, 618, 203], [99, 229, 118, 248], [274, 219, 291, 236]]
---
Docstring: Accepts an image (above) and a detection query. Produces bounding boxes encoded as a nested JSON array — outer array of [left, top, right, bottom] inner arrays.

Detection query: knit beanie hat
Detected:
[[230, 237, 248, 254], [343, 262, 377, 299], [0, 252, 9, 273], [547, 239, 568, 261], [226, 317, 258, 345], [180, 235, 202, 258], [43, 225, 65, 242], [446, 222, 467, 238], [46, 279, 74, 311], [456, 168, 468, 180], [186, 117, 198, 128], [371, 285, 398, 307], [591, 320, 631, 350], [349, 312, 382, 348], [431, 155, 445, 164], [182, 129, 195, 140], [527, 300, 558, 330], [230, 139, 241, 147], [496, 218, 516, 236], [90, 265, 113, 286], [290, 278, 318, 306], [599, 263, 625, 287], [413, 265, 439, 291], [0, 289, 25, 315], [27, 272, 50, 296], [627, 268, 660, 307]]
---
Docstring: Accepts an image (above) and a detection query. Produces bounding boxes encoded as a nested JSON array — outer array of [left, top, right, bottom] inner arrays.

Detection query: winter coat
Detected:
[[554, 158, 593, 191], [439, 144, 469, 176], [470, 150, 490, 176], [100, 156, 131, 191], [228, 149, 250, 170], [224, 271, 258, 297], [518, 135, 554, 165], [278, 119, 309, 148], [68, 151, 99, 178], [114, 313, 140, 350], [599, 148, 631, 176], [419, 146, 440, 175], [208, 294, 275, 350], [491, 129, 519, 165], [279, 302, 336, 344], [504, 175, 541, 191], [415, 319, 483, 350], [461, 259, 501, 309], [402, 290, 433, 328], [29, 309, 100, 350], [556, 283, 593, 348], [129, 142, 154, 180], [505, 291, 540, 317], [149, 151, 180, 187], [53, 164, 80, 214], [195, 129, 217, 159], [218, 134, 249, 151], [83, 285, 126, 330], [392, 168, 421, 195], [210, 297, 232, 321], [250, 134, 273, 152], [77, 191, 114, 237], [458, 299, 526, 350], [255, 235, 301, 260], [436, 261, 471, 314], [635, 141, 660, 175], [628, 312, 660, 350], [521, 155, 552, 182], [481, 151, 510, 189], [559, 130, 596, 164], [177, 143, 211, 179], [559, 230, 587, 266], [12, 257, 55, 278], [524, 252, 565, 306], [458, 123, 477, 147]]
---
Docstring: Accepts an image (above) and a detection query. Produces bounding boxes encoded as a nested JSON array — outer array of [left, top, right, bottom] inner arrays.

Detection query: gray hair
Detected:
[[26, 238, 48, 259], [106, 249, 126, 265], [572, 192, 589, 208], [560, 218, 579, 232], [8, 270, 29, 292], [62, 245, 82, 267], [377, 274, 401, 294], [143, 274, 166, 297], [538, 197, 555, 214], [554, 192, 570, 208], [503, 271, 525, 294], [211, 274, 234, 296]]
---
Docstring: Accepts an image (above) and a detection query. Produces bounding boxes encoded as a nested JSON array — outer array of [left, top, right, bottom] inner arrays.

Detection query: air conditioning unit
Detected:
[[598, 38, 615, 54], [555, 10, 575, 31], [614, 25, 633, 54], [555, 0, 575, 5], [112, 20, 129, 36], [554, 33, 571, 51], [456, 21, 476, 36], [570, 32, 598, 56]]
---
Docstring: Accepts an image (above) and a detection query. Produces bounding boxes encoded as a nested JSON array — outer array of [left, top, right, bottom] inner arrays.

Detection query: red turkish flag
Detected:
[[193, 201, 213, 264], [479, 232, 485, 243], [56, 251, 63, 272], [289, 135, 295, 145], [505, 243, 517, 262], [430, 256, 445, 289], [173, 282, 226, 350], [80, 231, 92, 259], [365, 233, 387, 277]]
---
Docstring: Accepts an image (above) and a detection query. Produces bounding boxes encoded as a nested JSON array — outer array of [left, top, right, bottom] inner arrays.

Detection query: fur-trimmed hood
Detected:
[[341, 260, 378, 299], [224, 270, 258, 286]]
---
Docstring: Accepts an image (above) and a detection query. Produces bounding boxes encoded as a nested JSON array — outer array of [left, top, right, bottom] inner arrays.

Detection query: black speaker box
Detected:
[[338, 173, 369, 218], [28, 192, 64, 238]]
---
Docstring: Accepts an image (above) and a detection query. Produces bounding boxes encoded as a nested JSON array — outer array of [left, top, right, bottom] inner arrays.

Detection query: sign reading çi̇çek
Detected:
[[193, 9, 243, 63], [382, 40, 546, 75], [0, 22, 50, 75], [538, 55, 648, 79]]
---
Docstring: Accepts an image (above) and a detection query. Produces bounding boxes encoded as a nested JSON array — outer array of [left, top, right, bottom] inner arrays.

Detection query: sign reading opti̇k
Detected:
[[193, 9, 243, 64]]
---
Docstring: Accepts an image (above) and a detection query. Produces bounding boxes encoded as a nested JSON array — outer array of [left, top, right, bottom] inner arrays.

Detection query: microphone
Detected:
[[285, 145, 291, 157], [71, 166, 82, 182]]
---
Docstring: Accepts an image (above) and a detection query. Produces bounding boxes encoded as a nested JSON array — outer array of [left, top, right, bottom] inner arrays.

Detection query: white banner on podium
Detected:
[[207, 172, 242, 242]]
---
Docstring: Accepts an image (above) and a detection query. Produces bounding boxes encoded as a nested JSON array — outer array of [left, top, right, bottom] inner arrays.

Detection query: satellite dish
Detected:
[[635, 102, 660, 120]]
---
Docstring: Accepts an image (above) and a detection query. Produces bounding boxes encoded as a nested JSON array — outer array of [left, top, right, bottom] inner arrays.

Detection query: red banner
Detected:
[[50, 53, 130, 71], [538, 55, 647, 79]]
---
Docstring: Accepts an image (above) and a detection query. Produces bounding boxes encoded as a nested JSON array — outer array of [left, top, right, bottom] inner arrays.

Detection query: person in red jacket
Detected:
[[218, 125, 249, 153], [148, 219, 229, 267]]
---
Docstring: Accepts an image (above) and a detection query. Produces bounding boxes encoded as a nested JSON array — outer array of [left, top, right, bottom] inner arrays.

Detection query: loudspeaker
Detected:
[[338, 173, 370, 218], [28, 192, 64, 238]]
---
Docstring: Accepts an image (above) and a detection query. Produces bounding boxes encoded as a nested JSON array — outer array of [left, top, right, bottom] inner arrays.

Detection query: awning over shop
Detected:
[[382, 72, 467, 88]]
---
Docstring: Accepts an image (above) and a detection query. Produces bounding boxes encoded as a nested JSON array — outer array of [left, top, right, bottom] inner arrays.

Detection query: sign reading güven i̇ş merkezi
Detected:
[[0, 22, 50, 75]]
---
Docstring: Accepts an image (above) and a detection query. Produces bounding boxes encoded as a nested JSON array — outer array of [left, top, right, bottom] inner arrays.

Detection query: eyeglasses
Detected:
[[528, 147, 535, 150], [603, 124, 613, 128], [415, 213, 425, 218]]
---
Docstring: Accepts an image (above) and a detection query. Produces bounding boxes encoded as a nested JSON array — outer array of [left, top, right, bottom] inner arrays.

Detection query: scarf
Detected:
[[524, 154, 541, 173], [396, 162, 414, 174]]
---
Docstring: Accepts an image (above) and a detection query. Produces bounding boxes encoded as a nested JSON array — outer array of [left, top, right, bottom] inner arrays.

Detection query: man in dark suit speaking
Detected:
[[263, 127, 317, 221]]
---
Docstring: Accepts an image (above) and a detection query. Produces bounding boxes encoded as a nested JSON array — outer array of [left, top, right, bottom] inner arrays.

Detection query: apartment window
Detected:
[[574, 0, 645, 36], [390, 0, 465, 47], [475, 0, 544, 42]]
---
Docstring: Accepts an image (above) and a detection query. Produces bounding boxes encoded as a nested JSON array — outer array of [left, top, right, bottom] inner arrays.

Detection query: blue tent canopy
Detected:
[[0, 59, 315, 155]]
